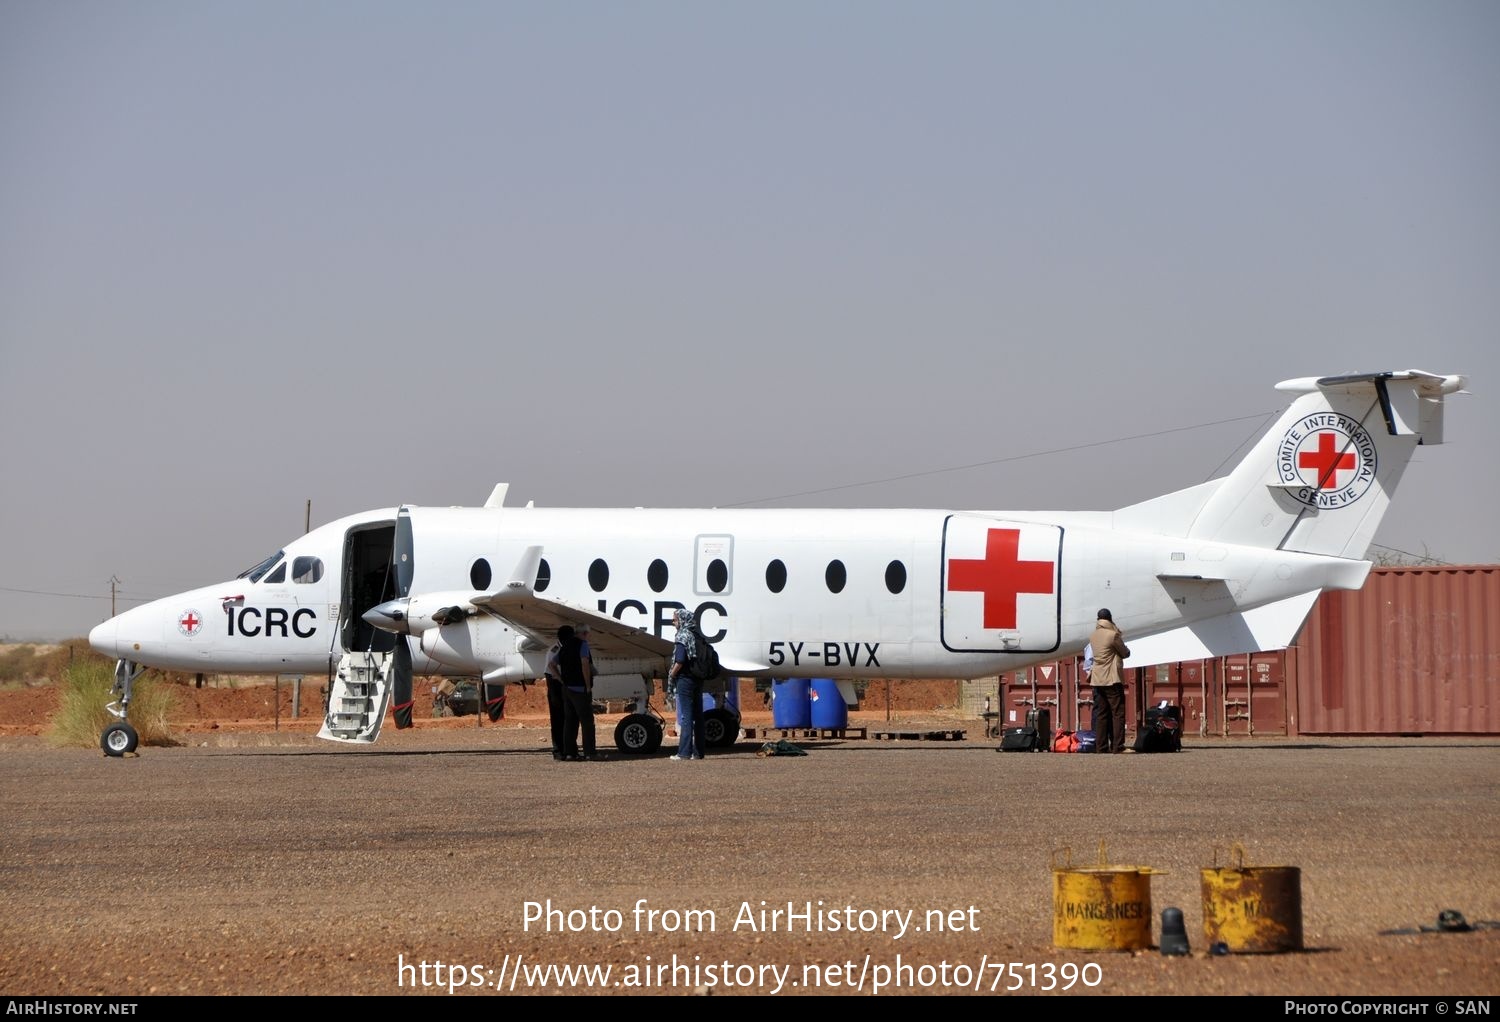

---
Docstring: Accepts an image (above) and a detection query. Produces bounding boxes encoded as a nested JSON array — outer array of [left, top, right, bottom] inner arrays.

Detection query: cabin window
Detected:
[[535, 559, 552, 592], [263, 562, 287, 584], [589, 558, 609, 592], [885, 560, 907, 594], [648, 559, 668, 593], [825, 559, 847, 594], [292, 557, 324, 584], [470, 558, 492, 590], [706, 558, 728, 594], [765, 559, 787, 593]]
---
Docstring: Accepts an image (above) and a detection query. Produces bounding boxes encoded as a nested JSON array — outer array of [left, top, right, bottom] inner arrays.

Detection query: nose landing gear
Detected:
[[102, 659, 145, 758]]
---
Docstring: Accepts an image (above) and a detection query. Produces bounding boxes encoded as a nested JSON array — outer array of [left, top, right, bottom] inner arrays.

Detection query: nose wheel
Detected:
[[101, 721, 139, 757]]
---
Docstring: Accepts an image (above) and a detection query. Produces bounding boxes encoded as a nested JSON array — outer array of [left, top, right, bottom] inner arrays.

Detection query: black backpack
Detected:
[[557, 637, 586, 687], [687, 629, 721, 681]]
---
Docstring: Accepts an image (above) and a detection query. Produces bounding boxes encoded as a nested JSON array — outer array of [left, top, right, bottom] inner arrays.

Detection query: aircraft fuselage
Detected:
[[89, 503, 1366, 683]]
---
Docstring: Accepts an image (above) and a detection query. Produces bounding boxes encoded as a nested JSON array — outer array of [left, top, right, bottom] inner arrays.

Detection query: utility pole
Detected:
[[109, 576, 121, 618]]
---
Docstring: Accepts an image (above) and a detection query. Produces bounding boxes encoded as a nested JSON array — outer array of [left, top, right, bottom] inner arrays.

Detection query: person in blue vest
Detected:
[[667, 608, 705, 760], [555, 624, 596, 761]]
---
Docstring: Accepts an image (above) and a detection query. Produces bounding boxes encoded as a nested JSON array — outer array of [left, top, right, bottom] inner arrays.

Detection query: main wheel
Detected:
[[703, 708, 739, 748], [614, 713, 663, 754], [101, 721, 139, 757]]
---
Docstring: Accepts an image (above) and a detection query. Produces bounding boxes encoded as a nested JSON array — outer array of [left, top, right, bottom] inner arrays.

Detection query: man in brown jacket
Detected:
[[1088, 608, 1130, 753]]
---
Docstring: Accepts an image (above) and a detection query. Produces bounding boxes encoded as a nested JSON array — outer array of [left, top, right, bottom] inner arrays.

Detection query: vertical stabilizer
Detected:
[[1123, 371, 1466, 558]]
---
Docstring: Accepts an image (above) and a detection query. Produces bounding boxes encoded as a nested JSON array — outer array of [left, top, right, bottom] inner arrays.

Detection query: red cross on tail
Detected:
[[1298, 432, 1357, 490]]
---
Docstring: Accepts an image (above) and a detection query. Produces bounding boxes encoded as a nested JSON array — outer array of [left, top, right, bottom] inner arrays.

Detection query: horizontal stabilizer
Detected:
[[1123, 591, 1320, 667]]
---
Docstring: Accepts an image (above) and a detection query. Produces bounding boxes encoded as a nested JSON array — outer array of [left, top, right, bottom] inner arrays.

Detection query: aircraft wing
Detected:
[[454, 545, 673, 658], [470, 590, 771, 671], [471, 589, 676, 660]]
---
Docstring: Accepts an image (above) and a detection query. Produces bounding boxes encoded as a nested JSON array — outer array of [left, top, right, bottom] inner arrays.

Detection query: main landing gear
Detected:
[[614, 712, 665, 754]]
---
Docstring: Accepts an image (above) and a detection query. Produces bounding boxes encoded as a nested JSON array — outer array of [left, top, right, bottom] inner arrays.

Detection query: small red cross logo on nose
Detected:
[[1298, 432, 1357, 490], [948, 527, 1054, 630], [178, 611, 201, 635]]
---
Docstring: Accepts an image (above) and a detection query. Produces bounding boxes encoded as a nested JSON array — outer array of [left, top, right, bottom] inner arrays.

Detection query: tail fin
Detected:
[[1117, 371, 1466, 558]]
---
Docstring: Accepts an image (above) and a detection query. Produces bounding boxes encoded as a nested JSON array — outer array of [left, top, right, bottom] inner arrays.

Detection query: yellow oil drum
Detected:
[[1200, 845, 1304, 953], [1052, 845, 1158, 951]]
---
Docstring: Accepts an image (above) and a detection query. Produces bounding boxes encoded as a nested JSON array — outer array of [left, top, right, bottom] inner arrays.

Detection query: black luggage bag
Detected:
[[1133, 703, 1183, 752], [1000, 726, 1040, 751], [999, 709, 1051, 752]]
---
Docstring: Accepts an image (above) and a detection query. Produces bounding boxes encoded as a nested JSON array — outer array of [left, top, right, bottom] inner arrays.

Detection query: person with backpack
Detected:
[[666, 608, 706, 760]]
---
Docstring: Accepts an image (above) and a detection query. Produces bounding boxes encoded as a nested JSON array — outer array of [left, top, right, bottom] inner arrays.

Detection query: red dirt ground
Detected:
[[0, 674, 965, 740]]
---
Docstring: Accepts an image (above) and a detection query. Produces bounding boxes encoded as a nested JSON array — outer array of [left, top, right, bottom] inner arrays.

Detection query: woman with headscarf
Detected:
[[667, 608, 705, 760]]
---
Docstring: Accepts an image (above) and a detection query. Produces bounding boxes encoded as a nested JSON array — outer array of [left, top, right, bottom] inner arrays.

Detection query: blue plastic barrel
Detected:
[[810, 678, 848, 729], [772, 678, 812, 729]]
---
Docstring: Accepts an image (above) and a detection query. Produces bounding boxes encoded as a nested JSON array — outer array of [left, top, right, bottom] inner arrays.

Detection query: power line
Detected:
[[0, 585, 153, 604], [724, 409, 1281, 507]]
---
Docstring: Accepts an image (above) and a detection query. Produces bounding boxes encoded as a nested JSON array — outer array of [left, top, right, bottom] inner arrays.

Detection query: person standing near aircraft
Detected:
[[667, 608, 705, 760], [1088, 609, 1130, 754], [556, 625, 596, 761], [543, 635, 568, 760]]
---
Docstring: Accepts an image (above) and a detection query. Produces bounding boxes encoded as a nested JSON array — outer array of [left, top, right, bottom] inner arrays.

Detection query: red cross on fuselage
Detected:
[[1298, 432, 1356, 490], [180, 612, 200, 633], [947, 527, 1054, 630]]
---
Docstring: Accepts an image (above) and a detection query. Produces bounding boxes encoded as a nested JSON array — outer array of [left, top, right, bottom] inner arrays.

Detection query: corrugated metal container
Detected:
[[1290, 565, 1500, 735], [1221, 652, 1290, 737], [1003, 657, 1099, 734], [1143, 659, 1217, 737]]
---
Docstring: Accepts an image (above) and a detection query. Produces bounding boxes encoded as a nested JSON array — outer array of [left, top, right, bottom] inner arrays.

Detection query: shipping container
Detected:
[[1288, 565, 1499, 735], [997, 565, 1499, 739]]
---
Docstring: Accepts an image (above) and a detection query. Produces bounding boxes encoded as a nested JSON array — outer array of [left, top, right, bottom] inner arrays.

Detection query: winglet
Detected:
[[484, 483, 510, 509], [507, 545, 544, 592]]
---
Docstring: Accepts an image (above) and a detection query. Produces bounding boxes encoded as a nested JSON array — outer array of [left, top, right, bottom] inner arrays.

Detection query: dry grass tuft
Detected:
[[48, 658, 178, 749]]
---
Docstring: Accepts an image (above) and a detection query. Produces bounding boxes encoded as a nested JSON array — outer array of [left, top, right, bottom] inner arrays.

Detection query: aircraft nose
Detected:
[[89, 617, 119, 659]]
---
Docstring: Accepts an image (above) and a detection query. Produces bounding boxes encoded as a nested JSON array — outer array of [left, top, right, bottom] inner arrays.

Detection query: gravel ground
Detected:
[[1, 723, 1496, 998]]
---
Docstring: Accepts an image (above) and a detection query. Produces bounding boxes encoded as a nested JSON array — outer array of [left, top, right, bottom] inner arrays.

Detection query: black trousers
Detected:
[[546, 677, 566, 756], [562, 687, 595, 757], [1092, 685, 1126, 753]]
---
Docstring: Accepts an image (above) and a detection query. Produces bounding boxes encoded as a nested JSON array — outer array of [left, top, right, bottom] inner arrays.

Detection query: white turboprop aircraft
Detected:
[[89, 370, 1466, 757]]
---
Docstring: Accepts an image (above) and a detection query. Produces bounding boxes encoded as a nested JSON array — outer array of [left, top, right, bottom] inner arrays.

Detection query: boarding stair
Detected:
[[317, 651, 395, 744]]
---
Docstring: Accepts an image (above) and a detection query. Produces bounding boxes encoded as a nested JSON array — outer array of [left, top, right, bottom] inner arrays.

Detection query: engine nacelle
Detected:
[[421, 615, 544, 682]]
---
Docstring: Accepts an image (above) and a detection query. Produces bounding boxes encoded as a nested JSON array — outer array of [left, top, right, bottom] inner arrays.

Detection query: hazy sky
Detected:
[[2, 1, 1496, 641]]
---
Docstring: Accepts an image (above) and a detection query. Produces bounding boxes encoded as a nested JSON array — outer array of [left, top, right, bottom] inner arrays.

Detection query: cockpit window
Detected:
[[237, 550, 285, 583], [263, 562, 287, 584], [292, 557, 324, 584]]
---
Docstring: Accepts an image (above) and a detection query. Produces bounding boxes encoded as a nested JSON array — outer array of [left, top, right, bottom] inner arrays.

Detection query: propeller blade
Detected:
[[394, 506, 414, 599], [391, 639, 414, 730]]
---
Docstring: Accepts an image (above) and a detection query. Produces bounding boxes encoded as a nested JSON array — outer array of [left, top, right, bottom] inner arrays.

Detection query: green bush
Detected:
[[48, 658, 178, 750]]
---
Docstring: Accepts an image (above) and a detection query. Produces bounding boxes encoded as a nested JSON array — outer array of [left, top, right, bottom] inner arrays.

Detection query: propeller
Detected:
[[390, 506, 415, 730]]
